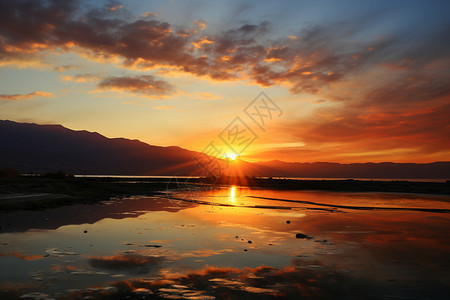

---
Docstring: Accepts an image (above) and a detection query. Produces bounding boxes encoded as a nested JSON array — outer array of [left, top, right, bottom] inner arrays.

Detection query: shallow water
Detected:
[[1, 187, 449, 299]]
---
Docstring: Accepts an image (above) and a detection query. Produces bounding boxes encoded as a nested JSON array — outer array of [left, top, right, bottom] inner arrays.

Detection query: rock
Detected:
[[315, 239, 328, 243], [244, 249, 248, 251], [286, 220, 291, 224], [247, 240, 252, 244], [83, 230, 87, 233], [295, 233, 313, 240]]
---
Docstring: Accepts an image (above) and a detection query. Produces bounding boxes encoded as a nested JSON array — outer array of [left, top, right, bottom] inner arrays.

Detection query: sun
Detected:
[[226, 152, 238, 160]]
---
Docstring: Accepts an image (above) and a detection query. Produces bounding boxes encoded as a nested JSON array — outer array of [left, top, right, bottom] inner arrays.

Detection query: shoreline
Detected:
[[1, 176, 449, 212]]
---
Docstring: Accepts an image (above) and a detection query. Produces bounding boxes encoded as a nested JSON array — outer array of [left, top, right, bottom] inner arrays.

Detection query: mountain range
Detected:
[[1, 120, 449, 179]]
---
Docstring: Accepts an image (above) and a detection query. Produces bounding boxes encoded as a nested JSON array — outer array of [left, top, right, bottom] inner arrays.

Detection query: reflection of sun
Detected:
[[229, 186, 236, 203], [226, 152, 238, 160]]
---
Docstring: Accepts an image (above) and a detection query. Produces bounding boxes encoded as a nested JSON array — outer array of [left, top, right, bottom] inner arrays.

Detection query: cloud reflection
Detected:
[[67, 259, 450, 299]]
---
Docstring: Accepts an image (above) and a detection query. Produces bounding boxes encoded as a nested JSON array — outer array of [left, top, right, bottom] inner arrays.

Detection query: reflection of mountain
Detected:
[[1, 120, 449, 179], [0, 197, 195, 233]]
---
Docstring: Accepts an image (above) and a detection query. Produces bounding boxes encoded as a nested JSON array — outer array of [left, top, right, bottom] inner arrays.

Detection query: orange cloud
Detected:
[[191, 37, 215, 49], [191, 92, 223, 100], [193, 20, 207, 31], [61, 73, 100, 83], [142, 11, 158, 18], [108, 4, 123, 12], [155, 105, 174, 110], [0, 91, 54, 101]]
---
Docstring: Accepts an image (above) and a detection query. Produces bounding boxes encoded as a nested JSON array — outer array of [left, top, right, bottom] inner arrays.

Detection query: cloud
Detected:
[[61, 73, 100, 83], [191, 92, 223, 100], [193, 20, 207, 31], [0, 0, 448, 115], [155, 105, 174, 110], [107, 2, 123, 12], [60, 72, 174, 97], [264, 84, 450, 162], [141, 11, 157, 18], [0, 91, 54, 101], [97, 75, 174, 97], [89, 254, 163, 273], [5, 0, 445, 93], [70, 261, 419, 299], [53, 64, 79, 72]]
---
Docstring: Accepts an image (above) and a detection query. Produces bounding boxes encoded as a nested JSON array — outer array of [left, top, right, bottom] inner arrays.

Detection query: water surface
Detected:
[[1, 187, 449, 299]]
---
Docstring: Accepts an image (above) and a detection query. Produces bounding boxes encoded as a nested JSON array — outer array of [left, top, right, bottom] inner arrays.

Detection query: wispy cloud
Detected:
[[53, 64, 80, 72], [0, 91, 54, 101], [155, 105, 174, 110], [190, 92, 223, 100], [61, 73, 101, 83]]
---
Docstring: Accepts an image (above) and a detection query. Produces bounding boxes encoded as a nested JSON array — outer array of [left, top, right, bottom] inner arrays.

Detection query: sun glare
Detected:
[[226, 152, 238, 160]]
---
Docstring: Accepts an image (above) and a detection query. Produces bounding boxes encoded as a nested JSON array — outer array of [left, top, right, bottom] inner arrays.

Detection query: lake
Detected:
[[1, 186, 449, 299]]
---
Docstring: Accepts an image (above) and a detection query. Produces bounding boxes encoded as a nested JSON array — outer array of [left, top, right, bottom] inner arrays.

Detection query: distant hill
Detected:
[[252, 160, 450, 179], [1, 120, 449, 179]]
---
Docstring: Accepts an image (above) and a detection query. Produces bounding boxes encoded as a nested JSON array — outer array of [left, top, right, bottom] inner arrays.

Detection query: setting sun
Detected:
[[226, 152, 238, 161]]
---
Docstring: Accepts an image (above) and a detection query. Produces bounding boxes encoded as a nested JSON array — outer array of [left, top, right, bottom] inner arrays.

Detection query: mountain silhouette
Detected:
[[1, 120, 449, 179], [253, 160, 450, 179], [0, 120, 202, 175]]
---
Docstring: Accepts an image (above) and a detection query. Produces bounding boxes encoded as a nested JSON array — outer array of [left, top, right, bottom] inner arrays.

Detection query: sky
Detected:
[[0, 0, 449, 163]]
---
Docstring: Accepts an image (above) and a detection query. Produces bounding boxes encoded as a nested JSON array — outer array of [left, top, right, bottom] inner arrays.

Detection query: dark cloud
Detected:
[[97, 74, 174, 96], [60, 72, 174, 96]]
